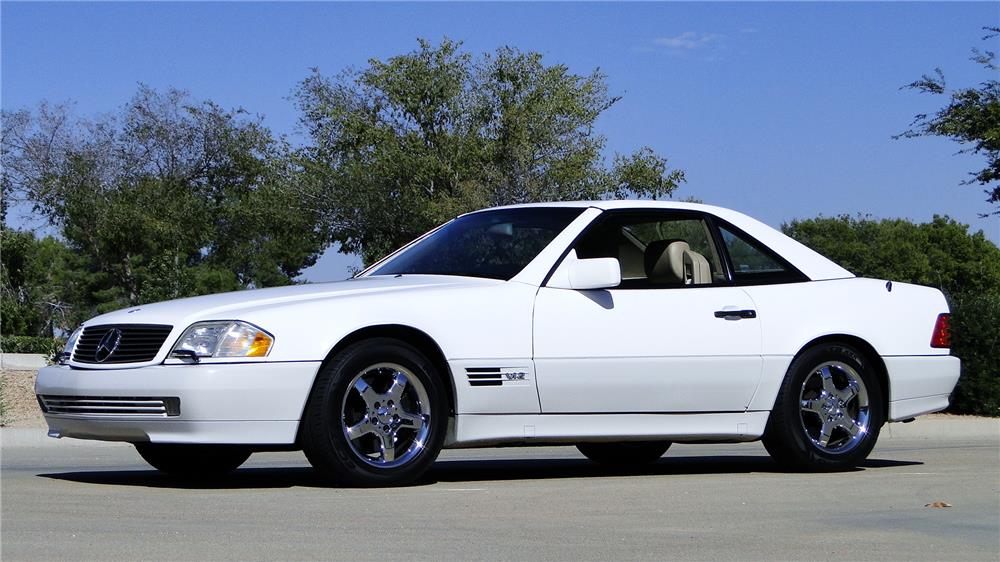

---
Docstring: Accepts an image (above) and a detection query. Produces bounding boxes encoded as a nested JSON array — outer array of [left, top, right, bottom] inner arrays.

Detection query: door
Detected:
[[532, 211, 763, 413]]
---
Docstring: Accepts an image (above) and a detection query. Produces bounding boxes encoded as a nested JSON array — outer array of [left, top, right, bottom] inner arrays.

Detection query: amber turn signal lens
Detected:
[[930, 313, 951, 348], [247, 331, 273, 357]]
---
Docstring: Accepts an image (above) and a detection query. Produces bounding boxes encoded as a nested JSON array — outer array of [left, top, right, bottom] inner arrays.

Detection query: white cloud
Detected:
[[652, 31, 725, 51]]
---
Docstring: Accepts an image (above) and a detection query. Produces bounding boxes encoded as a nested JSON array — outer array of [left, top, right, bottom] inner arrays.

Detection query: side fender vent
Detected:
[[466, 367, 503, 387], [465, 367, 531, 387]]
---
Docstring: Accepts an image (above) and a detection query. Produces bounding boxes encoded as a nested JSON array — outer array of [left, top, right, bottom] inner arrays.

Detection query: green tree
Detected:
[[2, 86, 329, 321], [294, 39, 685, 264], [898, 27, 1000, 214], [0, 227, 76, 337]]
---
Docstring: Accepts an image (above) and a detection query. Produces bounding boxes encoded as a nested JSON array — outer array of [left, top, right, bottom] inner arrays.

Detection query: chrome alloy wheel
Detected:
[[798, 361, 870, 454], [341, 363, 431, 468]]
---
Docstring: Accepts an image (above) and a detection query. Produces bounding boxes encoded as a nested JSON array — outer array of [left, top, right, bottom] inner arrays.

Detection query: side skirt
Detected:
[[444, 411, 769, 448]]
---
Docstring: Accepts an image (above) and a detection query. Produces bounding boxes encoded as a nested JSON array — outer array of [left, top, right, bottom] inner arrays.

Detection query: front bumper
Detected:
[[35, 362, 320, 445]]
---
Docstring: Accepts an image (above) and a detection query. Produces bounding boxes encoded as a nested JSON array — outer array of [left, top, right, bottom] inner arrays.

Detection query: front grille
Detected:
[[72, 324, 173, 364], [38, 395, 181, 417]]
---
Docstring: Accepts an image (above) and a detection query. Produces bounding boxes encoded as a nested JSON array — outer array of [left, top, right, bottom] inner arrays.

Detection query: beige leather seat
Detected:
[[686, 249, 711, 284], [617, 238, 646, 279], [644, 240, 712, 285]]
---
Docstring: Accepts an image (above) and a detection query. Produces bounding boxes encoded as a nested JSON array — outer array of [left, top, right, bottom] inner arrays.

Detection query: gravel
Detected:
[[1, 369, 44, 428]]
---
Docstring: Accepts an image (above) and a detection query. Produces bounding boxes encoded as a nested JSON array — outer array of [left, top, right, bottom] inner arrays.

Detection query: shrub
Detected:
[[0, 335, 62, 357], [949, 291, 1000, 416]]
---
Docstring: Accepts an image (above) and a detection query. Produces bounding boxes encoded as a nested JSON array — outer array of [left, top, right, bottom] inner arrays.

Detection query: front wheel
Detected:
[[134, 443, 251, 477], [762, 343, 885, 471], [577, 441, 672, 465], [300, 338, 447, 487]]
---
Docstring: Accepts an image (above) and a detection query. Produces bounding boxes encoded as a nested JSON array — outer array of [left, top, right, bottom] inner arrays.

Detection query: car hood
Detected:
[[82, 275, 504, 328]]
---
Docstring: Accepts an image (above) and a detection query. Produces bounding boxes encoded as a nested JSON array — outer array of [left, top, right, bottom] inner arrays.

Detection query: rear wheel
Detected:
[[577, 441, 671, 465], [301, 338, 447, 487], [763, 343, 884, 471], [134, 443, 251, 477]]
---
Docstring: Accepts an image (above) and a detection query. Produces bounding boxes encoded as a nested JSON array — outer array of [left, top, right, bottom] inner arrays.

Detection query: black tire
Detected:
[[134, 443, 251, 477], [762, 343, 885, 471], [300, 338, 447, 487], [576, 441, 671, 465]]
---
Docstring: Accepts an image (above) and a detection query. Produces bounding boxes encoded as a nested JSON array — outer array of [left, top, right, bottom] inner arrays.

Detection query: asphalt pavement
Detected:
[[2, 415, 998, 561]]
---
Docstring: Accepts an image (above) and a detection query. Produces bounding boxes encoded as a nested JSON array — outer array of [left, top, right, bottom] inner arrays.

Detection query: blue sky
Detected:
[[4, 1, 998, 282]]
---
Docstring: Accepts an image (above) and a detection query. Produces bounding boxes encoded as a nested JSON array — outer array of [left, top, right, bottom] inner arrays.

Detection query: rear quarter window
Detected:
[[717, 224, 806, 284]]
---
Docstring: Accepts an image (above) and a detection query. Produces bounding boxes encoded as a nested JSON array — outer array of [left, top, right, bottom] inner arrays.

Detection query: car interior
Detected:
[[574, 216, 726, 288]]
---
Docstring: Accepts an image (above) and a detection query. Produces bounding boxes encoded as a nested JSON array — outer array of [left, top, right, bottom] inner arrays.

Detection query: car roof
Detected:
[[475, 200, 719, 212], [465, 200, 855, 281]]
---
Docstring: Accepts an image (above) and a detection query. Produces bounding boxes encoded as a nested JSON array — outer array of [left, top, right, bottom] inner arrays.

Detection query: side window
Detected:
[[717, 225, 799, 282], [574, 213, 725, 288]]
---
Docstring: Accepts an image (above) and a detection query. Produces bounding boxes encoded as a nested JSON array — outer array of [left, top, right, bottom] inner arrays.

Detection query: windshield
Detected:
[[370, 207, 585, 280]]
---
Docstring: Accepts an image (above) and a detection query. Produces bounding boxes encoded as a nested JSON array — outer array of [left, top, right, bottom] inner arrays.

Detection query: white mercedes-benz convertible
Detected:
[[37, 201, 960, 485]]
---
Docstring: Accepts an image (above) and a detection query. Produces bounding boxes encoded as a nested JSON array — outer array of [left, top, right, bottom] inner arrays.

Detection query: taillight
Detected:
[[930, 313, 951, 348]]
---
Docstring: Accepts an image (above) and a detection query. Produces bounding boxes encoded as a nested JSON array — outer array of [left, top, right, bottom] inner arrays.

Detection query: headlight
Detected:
[[171, 321, 274, 359], [59, 325, 84, 364]]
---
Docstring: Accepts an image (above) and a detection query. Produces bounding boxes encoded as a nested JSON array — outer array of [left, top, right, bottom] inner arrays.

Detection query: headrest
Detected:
[[644, 239, 689, 283]]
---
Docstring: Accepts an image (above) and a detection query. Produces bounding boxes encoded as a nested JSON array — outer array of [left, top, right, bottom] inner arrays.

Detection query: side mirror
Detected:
[[548, 255, 621, 290]]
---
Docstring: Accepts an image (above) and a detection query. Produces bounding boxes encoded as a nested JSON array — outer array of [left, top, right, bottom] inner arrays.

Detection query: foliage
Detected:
[[0, 228, 76, 336], [898, 27, 1000, 214], [949, 292, 1000, 416], [2, 44, 684, 331], [0, 334, 62, 355], [783, 214, 1000, 416], [2, 86, 330, 325], [294, 39, 685, 264]]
